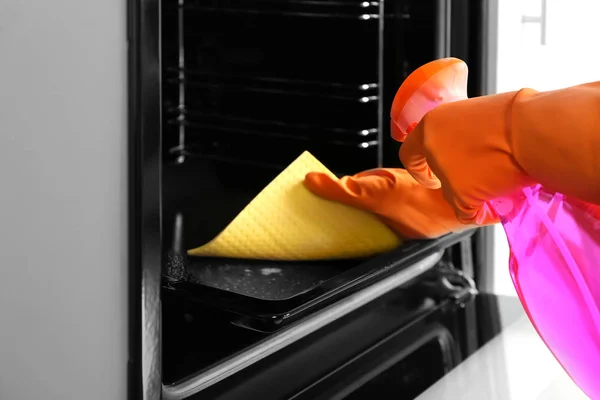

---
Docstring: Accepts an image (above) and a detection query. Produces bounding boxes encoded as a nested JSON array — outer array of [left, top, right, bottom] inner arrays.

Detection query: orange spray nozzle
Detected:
[[390, 57, 469, 142]]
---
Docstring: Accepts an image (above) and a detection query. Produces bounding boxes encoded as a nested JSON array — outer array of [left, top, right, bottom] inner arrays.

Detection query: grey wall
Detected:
[[0, 0, 128, 399]]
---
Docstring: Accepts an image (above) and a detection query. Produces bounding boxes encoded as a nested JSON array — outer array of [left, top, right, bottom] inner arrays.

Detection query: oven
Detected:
[[128, 0, 499, 399]]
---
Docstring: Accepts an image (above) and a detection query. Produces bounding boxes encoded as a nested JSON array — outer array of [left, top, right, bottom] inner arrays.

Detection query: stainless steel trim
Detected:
[[359, 14, 379, 20], [143, 270, 163, 400], [359, 140, 379, 149], [474, 226, 496, 293], [376, 0, 384, 167], [484, 0, 498, 94], [435, 0, 452, 58], [162, 251, 444, 400], [459, 236, 474, 279], [444, 0, 452, 56]]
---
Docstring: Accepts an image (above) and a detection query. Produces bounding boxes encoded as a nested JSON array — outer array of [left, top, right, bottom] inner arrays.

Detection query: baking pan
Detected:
[[163, 228, 476, 332]]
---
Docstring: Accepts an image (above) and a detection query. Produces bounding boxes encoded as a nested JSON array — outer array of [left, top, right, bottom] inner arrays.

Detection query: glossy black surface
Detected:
[[164, 231, 475, 331], [163, 288, 525, 399], [185, 257, 358, 301]]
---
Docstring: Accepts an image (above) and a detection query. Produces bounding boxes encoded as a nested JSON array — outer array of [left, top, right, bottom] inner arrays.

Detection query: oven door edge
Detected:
[[128, 0, 163, 399], [162, 251, 444, 400]]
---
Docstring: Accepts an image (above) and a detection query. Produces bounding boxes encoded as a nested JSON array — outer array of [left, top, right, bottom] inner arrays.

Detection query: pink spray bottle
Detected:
[[391, 57, 600, 399]]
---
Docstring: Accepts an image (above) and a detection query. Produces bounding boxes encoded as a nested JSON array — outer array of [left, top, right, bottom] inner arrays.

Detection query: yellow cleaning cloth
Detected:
[[188, 151, 401, 260]]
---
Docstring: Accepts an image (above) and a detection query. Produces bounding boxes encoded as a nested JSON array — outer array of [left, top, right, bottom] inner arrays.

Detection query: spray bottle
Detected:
[[391, 58, 600, 398]]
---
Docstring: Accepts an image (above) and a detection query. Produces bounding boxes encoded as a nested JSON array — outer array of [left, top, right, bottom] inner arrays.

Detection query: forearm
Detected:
[[510, 82, 600, 204]]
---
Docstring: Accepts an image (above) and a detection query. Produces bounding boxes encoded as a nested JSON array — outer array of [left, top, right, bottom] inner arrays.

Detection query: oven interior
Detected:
[[154, 0, 490, 395], [160, 0, 448, 253]]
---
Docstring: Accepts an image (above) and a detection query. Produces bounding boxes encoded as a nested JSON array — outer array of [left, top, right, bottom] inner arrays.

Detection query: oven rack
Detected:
[[163, 68, 379, 101], [163, 150, 378, 178], [162, 69, 379, 133], [162, 109, 379, 164], [163, 73, 378, 121], [163, 123, 379, 171], [161, 66, 382, 168], [160, 0, 385, 171], [164, 113, 379, 142], [162, 3, 381, 85], [164, 0, 380, 20], [165, 129, 379, 152]]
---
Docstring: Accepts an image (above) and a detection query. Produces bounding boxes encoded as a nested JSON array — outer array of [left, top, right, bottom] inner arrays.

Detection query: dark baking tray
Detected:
[[164, 230, 476, 332]]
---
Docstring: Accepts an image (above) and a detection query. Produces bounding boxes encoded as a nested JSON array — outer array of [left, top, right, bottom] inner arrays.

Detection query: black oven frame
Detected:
[[127, 0, 497, 399], [128, 0, 163, 398]]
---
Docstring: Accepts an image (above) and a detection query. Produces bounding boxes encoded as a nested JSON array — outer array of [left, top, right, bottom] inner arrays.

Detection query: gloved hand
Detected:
[[399, 82, 600, 224], [399, 91, 535, 224], [304, 168, 497, 239]]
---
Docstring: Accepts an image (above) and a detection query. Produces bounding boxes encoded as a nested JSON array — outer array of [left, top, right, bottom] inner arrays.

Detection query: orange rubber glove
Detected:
[[306, 57, 600, 237], [304, 168, 481, 239], [304, 58, 498, 239], [400, 81, 600, 224]]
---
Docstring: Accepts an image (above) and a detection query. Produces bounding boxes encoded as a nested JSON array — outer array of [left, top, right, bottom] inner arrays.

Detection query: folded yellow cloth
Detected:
[[188, 151, 401, 260]]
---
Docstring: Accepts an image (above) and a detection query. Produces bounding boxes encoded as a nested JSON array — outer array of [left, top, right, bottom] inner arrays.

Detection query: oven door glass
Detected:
[[293, 323, 458, 400]]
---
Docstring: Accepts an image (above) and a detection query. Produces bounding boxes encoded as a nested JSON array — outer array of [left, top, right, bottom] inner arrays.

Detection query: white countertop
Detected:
[[416, 308, 589, 400]]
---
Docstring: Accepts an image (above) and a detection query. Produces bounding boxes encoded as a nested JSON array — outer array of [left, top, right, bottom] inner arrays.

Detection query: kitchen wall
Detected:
[[0, 0, 128, 399]]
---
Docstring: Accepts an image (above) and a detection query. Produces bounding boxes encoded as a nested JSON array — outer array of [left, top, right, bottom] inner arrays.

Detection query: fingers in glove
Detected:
[[399, 122, 441, 189], [304, 171, 392, 212]]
